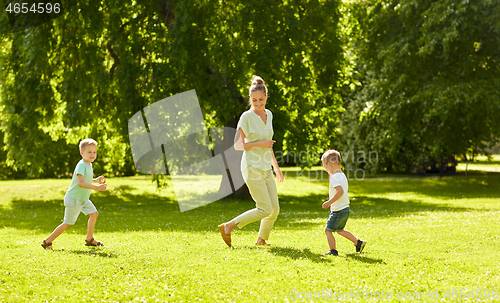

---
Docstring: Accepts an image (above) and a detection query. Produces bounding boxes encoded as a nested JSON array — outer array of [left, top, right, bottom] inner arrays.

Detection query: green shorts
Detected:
[[63, 196, 97, 225]]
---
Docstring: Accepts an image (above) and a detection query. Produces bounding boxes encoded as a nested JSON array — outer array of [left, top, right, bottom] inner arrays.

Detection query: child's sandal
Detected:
[[41, 240, 53, 250], [85, 238, 104, 247]]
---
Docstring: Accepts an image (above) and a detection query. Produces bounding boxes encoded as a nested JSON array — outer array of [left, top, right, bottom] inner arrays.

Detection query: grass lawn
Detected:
[[1, 171, 499, 302], [457, 155, 500, 173]]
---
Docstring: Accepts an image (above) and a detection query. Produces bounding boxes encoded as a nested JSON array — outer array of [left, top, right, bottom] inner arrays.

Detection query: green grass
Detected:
[[457, 155, 500, 173], [1, 173, 500, 302]]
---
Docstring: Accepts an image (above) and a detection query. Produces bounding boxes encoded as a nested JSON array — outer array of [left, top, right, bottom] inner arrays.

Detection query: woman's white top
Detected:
[[237, 109, 274, 171]]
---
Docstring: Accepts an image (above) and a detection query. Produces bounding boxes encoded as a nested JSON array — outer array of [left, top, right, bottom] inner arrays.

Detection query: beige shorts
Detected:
[[63, 196, 97, 225]]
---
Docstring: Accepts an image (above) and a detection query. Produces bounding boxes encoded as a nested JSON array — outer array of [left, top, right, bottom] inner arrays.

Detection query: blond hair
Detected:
[[321, 149, 341, 165], [79, 138, 98, 151]]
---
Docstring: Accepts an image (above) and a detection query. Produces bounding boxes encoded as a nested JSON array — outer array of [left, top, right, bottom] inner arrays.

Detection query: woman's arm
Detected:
[[234, 128, 283, 182], [271, 148, 284, 183], [234, 128, 275, 151]]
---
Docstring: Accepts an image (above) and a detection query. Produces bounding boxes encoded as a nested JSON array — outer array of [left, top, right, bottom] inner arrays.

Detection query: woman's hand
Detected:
[[274, 167, 284, 183], [234, 128, 276, 151], [260, 140, 276, 149]]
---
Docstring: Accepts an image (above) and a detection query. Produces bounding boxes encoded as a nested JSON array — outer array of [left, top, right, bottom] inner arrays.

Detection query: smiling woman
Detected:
[[218, 75, 284, 247]]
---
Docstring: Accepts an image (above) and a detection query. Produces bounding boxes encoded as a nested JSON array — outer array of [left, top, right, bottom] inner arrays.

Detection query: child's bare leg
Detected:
[[337, 230, 358, 244], [325, 230, 337, 250], [86, 211, 99, 242], [45, 223, 71, 243]]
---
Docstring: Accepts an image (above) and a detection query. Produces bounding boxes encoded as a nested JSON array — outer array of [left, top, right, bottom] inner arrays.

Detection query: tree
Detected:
[[341, 0, 500, 173], [0, 0, 347, 179]]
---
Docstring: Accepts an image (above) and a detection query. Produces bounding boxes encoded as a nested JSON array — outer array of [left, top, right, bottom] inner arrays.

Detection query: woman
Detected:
[[218, 75, 284, 247]]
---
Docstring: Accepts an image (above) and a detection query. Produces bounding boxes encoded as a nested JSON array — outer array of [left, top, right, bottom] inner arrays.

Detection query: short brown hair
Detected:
[[321, 149, 341, 165], [79, 138, 98, 151]]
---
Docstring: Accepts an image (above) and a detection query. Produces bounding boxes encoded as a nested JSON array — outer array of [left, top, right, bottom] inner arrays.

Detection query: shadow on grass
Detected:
[[276, 192, 477, 226], [65, 248, 118, 258], [231, 244, 384, 265], [289, 169, 500, 200], [345, 253, 385, 264], [268, 246, 332, 264], [1, 189, 180, 232], [239, 245, 333, 264], [0, 193, 483, 233], [1, 175, 498, 234], [348, 195, 476, 218], [349, 173, 500, 200]]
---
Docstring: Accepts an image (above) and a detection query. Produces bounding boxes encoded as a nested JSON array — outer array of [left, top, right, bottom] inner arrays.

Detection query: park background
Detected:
[[1, 0, 499, 302]]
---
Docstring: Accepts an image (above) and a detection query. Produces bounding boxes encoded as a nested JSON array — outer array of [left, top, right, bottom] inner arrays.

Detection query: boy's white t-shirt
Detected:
[[329, 172, 349, 212]]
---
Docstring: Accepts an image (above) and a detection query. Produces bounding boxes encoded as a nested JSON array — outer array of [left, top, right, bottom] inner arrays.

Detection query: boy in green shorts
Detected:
[[321, 149, 366, 256], [41, 139, 107, 249]]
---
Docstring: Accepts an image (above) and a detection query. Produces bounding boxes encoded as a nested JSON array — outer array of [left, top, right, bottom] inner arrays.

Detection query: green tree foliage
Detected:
[[341, 0, 500, 173], [0, 0, 345, 178]]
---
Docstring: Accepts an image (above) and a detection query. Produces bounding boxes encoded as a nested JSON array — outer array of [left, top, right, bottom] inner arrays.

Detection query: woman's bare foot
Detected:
[[255, 237, 271, 246], [223, 221, 238, 235]]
